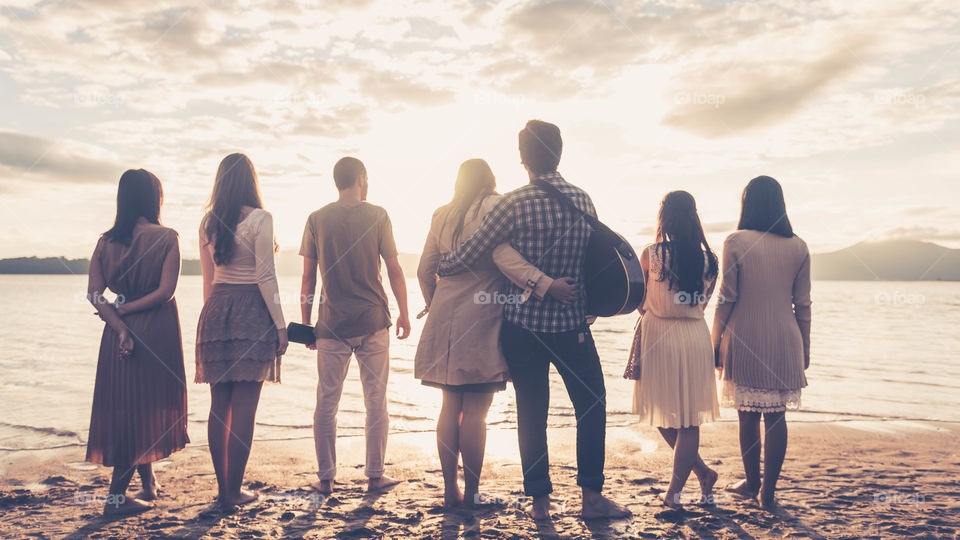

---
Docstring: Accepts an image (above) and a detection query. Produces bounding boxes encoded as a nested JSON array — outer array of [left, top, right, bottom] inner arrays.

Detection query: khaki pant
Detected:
[[313, 328, 390, 480]]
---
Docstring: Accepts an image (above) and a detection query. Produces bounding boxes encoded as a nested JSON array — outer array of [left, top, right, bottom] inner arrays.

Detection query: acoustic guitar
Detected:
[[534, 180, 645, 317]]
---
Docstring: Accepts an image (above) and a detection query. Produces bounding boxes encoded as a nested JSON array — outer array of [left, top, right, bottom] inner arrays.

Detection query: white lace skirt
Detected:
[[721, 380, 801, 413]]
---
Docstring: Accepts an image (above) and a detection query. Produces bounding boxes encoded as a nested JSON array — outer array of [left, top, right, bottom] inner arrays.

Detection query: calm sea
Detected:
[[1, 276, 958, 454]]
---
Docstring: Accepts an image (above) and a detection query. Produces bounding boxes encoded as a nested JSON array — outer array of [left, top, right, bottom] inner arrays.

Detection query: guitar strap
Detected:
[[532, 180, 636, 260]]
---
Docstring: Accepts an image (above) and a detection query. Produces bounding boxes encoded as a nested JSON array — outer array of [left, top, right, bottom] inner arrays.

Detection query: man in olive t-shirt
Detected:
[[299, 156, 410, 494]]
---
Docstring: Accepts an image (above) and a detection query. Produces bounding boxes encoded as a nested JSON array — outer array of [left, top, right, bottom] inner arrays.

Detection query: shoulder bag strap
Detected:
[[532, 180, 636, 260]]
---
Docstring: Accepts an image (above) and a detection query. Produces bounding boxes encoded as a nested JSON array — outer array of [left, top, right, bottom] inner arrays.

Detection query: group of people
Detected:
[[85, 119, 811, 520]]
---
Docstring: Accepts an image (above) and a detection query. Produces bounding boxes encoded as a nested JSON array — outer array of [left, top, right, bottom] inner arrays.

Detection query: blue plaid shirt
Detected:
[[437, 172, 597, 333]]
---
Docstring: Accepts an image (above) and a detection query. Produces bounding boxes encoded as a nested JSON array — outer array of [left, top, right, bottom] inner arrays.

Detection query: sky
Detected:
[[0, 0, 958, 259]]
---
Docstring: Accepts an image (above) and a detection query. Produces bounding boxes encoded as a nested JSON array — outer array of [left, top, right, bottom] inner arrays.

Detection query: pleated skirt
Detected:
[[86, 299, 189, 466], [195, 283, 280, 384], [632, 315, 719, 428]]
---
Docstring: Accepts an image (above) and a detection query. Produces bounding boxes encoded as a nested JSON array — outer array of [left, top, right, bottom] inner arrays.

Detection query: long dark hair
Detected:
[[441, 159, 496, 246], [102, 169, 163, 245], [654, 191, 719, 306], [203, 153, 265, 266], [738, 175, 794, 238]]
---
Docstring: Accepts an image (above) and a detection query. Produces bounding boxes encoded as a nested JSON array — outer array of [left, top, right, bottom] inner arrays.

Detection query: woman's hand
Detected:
[[119, 329, 134, 358], [547, 277, 579, 305], [114, 301, 128, 317], [277, 327, 289, 356], [804, 351, 810, 370]]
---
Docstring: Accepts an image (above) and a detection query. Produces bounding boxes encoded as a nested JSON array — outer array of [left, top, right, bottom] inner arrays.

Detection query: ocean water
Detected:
[[0, 275, 958, 454]]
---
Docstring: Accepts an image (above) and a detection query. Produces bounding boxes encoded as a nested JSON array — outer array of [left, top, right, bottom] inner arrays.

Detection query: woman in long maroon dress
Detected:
[[86, 169, 189, 517]]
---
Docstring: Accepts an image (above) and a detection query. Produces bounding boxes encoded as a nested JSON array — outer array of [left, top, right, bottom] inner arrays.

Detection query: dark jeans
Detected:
[[500, 320, 606, 497]]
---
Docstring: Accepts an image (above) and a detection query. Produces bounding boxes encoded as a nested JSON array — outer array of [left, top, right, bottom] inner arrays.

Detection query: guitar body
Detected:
[[583, 231, 646, 317], [529, 178, 645, 317]]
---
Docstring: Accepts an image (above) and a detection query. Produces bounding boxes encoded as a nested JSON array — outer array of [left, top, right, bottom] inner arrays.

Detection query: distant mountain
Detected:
[[6, 240, 957, 281], [0, 257, 90, 274], [811, 240, 960, 281], [0, 252, 423, 278]]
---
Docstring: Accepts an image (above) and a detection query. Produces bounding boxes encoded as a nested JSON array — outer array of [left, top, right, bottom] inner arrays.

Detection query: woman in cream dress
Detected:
[[633, 191, 720, 509]]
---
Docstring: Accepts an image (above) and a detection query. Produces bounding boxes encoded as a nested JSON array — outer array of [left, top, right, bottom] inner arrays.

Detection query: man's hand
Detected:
[[395, 314, 411, 340], [300, 256, 318, 351], [547, 277, 579, 305], [384, 256, 410, 339]]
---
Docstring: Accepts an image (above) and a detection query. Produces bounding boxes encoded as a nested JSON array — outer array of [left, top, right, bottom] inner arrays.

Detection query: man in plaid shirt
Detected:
[[437, 120, 630, 520]]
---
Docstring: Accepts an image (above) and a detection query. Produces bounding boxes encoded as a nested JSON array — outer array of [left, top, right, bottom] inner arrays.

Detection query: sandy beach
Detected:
[[1, 420, 957, 539]]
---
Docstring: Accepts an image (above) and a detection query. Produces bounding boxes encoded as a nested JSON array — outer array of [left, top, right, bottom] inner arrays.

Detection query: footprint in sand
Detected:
[[654, 508, 688, 522], [40, 475, 76, 487], [630, 477, 657, 486]]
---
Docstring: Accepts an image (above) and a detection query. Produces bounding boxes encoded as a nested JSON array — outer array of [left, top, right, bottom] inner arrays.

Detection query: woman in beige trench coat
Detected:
[[415, 159, 574, 508]]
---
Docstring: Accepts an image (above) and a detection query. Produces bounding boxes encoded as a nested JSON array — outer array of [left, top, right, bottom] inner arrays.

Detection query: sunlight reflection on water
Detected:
[[1, 276, 958, 452]]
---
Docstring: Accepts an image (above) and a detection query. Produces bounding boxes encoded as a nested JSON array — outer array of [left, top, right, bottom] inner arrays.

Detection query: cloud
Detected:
[[357, 69, 455, 107], [0, 130, 123, 184], [497, 1, 791, 85], [194, 60, 317, 87], [290, 105, 370, 138], [662, 37, 876, 137], [502, 0, 656, 74], [478, 57, 583, 99], [901, 206, 949, 217], [703, 220, 738, 233], [1, 0, 959, 257], [636, 220, 735, 236], [404, 17, 459, 41], [878, 225, 960, 242], [137, 7, 215, 56]]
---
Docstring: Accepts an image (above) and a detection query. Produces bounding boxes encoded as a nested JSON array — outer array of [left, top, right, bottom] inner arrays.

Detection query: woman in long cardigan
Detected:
[[712, 175, 812, 509]]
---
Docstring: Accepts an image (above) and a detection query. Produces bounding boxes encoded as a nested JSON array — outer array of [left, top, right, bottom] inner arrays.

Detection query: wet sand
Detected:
[[1, 421, 958, 539]]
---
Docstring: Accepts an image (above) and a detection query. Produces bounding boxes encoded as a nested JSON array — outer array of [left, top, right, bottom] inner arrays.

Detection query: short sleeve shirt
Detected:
[[299, 202, 399, 339]]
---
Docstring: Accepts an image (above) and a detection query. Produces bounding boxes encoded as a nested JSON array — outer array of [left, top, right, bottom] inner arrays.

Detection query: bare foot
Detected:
[[662, 491, 683, 510], [310, 480, 333, 495], [462, 491, 487, 509], [367, 475, 401, 492], [103, 497, 153, 518], [698, 468, 718, 504], [528, 495, 554, 520], [199, 500, 225, 517], [223, 489, 259, 508], [760, 487, 777, 510], [725, 479, 760, 501], [443, 487, 463, 508], [136, 475, 160, 501], [581, 490, 632, 520]]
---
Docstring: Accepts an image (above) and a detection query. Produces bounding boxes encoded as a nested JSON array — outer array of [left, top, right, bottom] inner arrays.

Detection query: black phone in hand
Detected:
[[287, 323, 316, 345]]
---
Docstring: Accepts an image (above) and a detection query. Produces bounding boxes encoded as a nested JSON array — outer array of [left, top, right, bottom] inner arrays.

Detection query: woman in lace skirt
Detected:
[[196, 153, 288, 509], [711, 175, 812, 509], [632, 191, 720, 509]]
